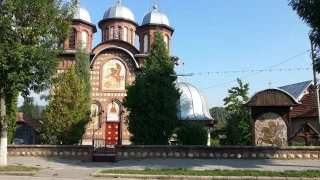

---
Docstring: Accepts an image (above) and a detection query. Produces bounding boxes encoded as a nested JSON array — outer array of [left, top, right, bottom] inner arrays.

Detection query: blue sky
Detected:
[[20, 0, 313, 108]]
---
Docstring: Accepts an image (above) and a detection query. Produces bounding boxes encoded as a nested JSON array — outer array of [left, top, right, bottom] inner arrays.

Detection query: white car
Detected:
[[13, 138, 24, 145]]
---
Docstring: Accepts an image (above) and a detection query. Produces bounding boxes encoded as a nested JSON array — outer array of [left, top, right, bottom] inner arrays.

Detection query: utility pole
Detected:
[[310, 36, 320, 132]]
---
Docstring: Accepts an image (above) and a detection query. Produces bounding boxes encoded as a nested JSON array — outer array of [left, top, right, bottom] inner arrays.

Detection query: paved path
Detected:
[[6, 157, 320, 179]]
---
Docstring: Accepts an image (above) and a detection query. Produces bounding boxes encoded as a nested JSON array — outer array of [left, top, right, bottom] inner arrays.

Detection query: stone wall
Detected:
[[115, 145, 320, 161], [8, 145, 93, 161]]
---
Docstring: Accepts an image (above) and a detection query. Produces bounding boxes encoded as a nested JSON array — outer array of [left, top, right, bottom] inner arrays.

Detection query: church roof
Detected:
[[103, 1, 136, 22], [176, 82, 213, 121], [278, 80, 313, 99], [142, 5, 169, 26]]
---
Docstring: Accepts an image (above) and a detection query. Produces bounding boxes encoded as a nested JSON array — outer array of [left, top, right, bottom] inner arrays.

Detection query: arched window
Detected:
[[164, 35, 169, 50], [105, 29, 108, 41], [110, 26, 114, 39], [143, 34, 148, 53], [115, 26, 121, 40], [124, 27, 128, 41], [90, 102, 102, 129], [130, 30, 133, 45], [69, 28, 77, 49], [128, 29, 132, 44], [82, 31, 88, 47]]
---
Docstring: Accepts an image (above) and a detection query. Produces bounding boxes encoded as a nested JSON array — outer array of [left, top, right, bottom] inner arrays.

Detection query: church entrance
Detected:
[[105, 122, 120, 146]]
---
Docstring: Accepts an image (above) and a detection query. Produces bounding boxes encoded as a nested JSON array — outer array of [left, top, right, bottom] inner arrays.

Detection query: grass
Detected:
[[101, 168, 320, 177], [0, 165, 39, 172]]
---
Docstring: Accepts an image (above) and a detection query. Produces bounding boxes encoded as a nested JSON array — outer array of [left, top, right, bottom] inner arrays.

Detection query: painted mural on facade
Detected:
[[107, 102, 120, 121], [89, 104, 100, 129], [102, 59, 126, 90], [255, 112, 287, 146]]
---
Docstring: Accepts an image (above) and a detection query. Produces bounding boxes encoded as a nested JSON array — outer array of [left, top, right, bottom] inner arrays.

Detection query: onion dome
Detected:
[[73, 2, 92, 23], [176, 82, 214, 121], [103, 0, 135, 22], [142, 5, 169, 26]]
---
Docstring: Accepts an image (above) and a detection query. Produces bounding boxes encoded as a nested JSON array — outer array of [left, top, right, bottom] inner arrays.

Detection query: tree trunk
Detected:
[[0, 90, 7, 166]]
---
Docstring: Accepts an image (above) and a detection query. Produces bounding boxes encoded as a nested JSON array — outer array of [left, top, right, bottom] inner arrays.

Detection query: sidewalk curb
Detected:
[[91, 171, 320, 180], [0, 171, 37, 176]]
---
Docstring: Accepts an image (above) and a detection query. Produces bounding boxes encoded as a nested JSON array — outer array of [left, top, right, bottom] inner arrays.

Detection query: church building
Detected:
[[58, 0, 213, 146]]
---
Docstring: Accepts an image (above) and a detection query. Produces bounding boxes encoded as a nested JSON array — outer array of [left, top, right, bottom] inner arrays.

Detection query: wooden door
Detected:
[[105, 123, 119, 146]]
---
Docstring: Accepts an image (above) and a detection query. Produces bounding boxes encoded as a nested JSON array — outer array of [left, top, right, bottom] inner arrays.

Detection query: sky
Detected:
[[19, 0, 313, 108]]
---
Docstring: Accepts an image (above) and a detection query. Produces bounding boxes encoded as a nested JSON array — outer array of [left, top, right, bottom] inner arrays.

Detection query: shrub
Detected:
[[292, 141, 306, 146], [210, 139, 220, 146], [176, 122, 208, 145]]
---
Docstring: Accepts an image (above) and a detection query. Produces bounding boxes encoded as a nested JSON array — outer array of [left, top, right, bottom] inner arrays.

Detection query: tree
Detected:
[[75, 42, 91, 101], [209, 107, 230, 145], [5, 91, 18, 145], [288, 0, 320, 71], [41, 66, 90, 145], [19, 97, 40, 118], [176, 122, 208, 145], [223, 78, 251, 145], [123, 30, 180, 145], [0, 0, 75, 165]]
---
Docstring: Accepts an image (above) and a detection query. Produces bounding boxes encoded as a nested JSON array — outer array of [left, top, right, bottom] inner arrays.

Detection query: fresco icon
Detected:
[[107, 102, 120, 121], [102, 59, 125, 90], [89, 104, 100, 129], [255, 112, 287, 146]]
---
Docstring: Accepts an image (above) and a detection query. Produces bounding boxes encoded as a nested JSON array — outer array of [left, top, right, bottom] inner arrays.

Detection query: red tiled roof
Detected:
[[16, 112, 42, 130], [291, 92, 317, 117]]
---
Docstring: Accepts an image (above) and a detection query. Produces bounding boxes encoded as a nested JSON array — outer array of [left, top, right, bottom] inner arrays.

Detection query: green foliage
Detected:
[[210, 138, 220, 146], [0, 0, 75, 142], [210, 119, 227, 145], [123, 29, 180, 145], [101, 169, 320, 178], [75, 42, 91, 103], [288, 0, 320, 72], [176, 122, 208, 145], [4, 91, 18, 144], [209, 107, 229, 144], [209, 107, 230, 121], [292, 141, 306, 146], [19, 97, 40, 118], [41, 66, 90, 145], [223, 78, 251, 145]]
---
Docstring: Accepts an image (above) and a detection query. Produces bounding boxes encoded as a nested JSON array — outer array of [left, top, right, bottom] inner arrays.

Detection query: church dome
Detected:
[[142, 5, 169, 26], [74, 6, 92, 23], [103, 0, 135, 22], [176, 82, 213, 121]]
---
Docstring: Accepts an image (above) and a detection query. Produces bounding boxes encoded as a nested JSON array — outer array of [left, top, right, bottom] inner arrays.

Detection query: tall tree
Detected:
[[75, 42, 91, 100], [19, 97, 40, 118], [123, 30, 180, 145], [288, 0, 320, 71], [5, 91, 18, 145], [209, 107, 230, 144], [0, 0, 75, 165], [41, 66, 90, 145], [223, 78, 251, 145]]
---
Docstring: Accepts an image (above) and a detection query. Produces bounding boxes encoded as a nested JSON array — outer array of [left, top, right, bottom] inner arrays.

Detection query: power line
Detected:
[[187, 67, 311, 75], [201, 49, 311, 90]]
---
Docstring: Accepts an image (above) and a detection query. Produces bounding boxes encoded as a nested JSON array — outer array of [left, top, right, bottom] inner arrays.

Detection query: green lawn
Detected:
[[0, 165, 39, 172], [101, 168, 320, 177]]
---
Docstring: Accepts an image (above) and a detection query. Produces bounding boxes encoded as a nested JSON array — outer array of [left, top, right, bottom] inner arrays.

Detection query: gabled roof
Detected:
[[16, 112, 42, 130], [291, 92, 317, 117], [278, 80, 313, 99]]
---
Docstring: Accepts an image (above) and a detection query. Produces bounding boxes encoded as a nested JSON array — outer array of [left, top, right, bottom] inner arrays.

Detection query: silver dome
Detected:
[[103, 1, 135, 22], [142, 5, 169, 26], [176, 82, 213, 121], [74, 6, 92, 23]]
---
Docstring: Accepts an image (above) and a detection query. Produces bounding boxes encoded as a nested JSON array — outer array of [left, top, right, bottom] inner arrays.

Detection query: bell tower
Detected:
[[137, 4, 174, 54]]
